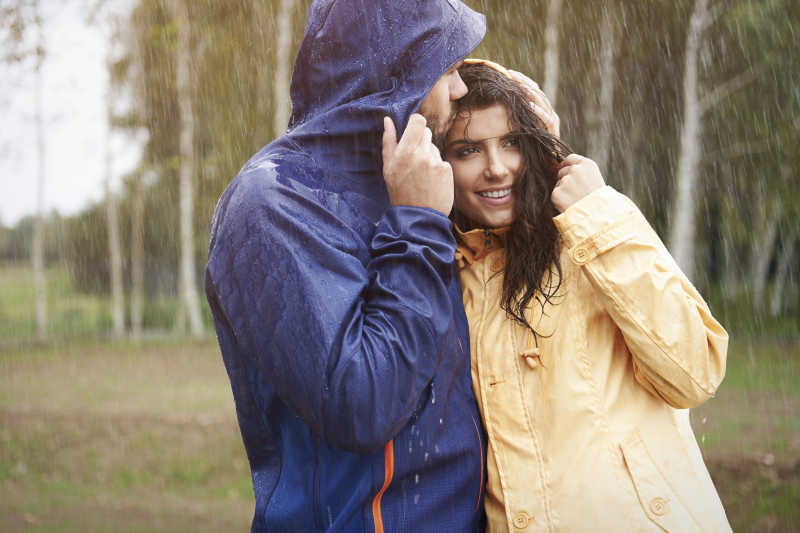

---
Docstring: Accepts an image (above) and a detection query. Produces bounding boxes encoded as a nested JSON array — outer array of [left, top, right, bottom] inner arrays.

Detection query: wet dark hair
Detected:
[[451, 62, 572, 336]]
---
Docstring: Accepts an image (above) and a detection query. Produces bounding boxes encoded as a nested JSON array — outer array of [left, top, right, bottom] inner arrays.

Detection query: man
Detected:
[[204, 1, 487, 531]]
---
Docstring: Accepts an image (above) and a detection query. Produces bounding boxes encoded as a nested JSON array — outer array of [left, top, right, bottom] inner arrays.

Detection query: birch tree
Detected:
[[668, 0, 758, 279], [104, 23, 125, 339], [667, 0, 709, 279], [29, 0, 47, 340], [770, 231, 797, 318], [542, 0, 562, 108], [130, 174, 144, 340], [173, 0, 204, 337], [585, 6, 616, 174], [273, 0, 296, 137]]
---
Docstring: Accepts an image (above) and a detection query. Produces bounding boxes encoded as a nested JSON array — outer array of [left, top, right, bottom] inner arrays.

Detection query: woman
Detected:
[[445, 60, 731, 532]]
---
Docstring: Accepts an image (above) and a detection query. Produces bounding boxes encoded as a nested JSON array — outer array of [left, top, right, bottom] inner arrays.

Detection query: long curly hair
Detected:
[[451, 62, 572, 335]]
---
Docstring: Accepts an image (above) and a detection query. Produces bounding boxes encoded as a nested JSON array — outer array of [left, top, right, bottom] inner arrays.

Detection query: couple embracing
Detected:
[[205, 1, 731, 531]]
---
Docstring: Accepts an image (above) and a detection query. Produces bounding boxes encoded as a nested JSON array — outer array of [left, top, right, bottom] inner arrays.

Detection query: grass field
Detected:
[[1, 264, 798, 531], [0, 338, 797, 532], [0, 341, 252, 532]]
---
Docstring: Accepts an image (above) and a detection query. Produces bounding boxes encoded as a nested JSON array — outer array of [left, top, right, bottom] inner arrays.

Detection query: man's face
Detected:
[[418, 61, 468, 147]]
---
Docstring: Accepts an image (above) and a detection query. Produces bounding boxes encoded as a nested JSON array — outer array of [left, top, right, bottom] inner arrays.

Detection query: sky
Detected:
[[0, 0, 142, 227]]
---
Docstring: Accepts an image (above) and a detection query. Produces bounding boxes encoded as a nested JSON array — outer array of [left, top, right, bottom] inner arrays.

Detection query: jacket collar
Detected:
[[454, 224, 510, 266]]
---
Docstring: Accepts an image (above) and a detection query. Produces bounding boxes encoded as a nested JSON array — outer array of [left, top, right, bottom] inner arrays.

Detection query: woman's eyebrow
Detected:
[[450, 135, 508, 146]]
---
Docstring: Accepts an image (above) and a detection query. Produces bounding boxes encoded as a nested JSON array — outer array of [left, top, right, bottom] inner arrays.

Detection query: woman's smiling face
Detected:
[[445, 103, 522, 229]]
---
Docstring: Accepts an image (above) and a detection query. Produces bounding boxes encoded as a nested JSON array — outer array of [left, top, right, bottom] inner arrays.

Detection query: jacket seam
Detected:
[[371, 440, 395, 533], [581, 251, 717, 397], [511, 325, 556, 532], [475, 260, 512, 528]]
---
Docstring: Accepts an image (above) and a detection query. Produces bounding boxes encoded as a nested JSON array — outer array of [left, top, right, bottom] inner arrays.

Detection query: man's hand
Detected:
[[508, 70, 560, 137], [382, 114, 454, 216], [551, 154, 605, 213]]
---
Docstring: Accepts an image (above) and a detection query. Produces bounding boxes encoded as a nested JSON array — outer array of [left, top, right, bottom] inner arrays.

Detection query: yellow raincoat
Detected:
[[457, 186, 731, 532]]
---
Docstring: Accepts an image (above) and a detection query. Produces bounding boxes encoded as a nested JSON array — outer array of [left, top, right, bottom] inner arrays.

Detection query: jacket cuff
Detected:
[[553, 186, 639, 265], [378, 205, 457, 255]]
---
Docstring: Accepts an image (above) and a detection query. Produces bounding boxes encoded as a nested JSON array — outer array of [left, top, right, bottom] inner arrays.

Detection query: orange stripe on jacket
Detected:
[[371, 440, 395, 533]]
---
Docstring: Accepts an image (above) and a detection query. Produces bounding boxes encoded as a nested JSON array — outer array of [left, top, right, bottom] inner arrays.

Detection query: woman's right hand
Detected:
[[551, 154, 605, 212]]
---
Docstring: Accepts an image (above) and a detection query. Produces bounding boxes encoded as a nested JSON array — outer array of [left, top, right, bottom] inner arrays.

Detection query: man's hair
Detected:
[[454, 62, 572, 338]]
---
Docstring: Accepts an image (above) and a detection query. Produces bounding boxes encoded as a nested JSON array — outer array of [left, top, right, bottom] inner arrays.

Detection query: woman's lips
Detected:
[[477, 187, 512, 204]]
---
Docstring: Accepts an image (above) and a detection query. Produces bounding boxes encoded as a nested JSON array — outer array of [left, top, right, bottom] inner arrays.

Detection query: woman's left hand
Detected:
[[508, 69, 560, 136], [552, 154, 605, 213]]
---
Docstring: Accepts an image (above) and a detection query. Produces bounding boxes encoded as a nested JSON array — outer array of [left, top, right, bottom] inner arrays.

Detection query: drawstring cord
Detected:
[[519, 307, 543, 369]]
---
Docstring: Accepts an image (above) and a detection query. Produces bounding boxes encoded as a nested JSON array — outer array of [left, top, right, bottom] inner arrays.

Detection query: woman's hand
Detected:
[[508, 70, 560, 137], [551, 154, 605, 213]]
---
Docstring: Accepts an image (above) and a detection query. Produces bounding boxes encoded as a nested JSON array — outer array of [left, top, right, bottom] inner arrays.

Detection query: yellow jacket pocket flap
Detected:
[[620, 431, 701, 532]]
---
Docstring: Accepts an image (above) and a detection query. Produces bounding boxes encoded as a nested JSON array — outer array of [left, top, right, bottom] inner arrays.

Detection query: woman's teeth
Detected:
[[478, 188, 511, 198]]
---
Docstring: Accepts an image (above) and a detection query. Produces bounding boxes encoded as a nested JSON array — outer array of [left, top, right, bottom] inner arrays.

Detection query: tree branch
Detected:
[[699, 66, 761, 115]]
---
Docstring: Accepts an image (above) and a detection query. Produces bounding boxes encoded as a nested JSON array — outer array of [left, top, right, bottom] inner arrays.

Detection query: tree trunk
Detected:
[[32, 0, 46, 341], [273, 0, 296, 137], [586, 7, 616, 175], [130, 175, 144, 341], [770, 232, 797, 318], [105, 64, 125, 339], [174, 0, 204, 337], [129, 18, 146, 342], [721, 232, 740, 301], [667, 0, 710, 280], [543, 0, 563, 109], [750, 214, 778, 315]]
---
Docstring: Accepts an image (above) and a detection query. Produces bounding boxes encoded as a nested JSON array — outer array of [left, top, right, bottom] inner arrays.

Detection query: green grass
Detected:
[[0, 263, 111, 340], [692, 339, 800, 461], [0, 338, 796, 532], [0, 262, 215, 345], [1, 263, 797, 531], [691, 337, 800, 532], [0, 341, 252, 532]]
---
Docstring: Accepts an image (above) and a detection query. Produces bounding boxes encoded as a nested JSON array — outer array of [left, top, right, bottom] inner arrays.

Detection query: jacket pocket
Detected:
[[619, 430, 701, 532]]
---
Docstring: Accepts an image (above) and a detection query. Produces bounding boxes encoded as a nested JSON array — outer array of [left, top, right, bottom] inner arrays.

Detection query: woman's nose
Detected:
[[484, 151, 509, 180]]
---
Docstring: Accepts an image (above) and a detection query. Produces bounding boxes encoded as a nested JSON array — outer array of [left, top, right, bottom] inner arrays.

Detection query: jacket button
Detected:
[[649, 497, 669, 516], [573, 247, 589, 263], [522, 354, 539, 369], [512, 511, 530, 529]]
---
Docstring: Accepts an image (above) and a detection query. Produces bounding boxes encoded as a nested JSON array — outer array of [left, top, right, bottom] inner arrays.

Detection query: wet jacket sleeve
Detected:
[[553, 186, 728, 409], [205, 175, 458, 453]]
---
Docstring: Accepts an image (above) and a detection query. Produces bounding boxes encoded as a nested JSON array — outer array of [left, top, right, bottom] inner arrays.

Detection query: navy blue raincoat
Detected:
[[205, 1, 486, 531]]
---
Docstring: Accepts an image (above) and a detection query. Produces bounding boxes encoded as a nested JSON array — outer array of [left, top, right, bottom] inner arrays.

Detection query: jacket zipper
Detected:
[[371, 440, 395, 533]]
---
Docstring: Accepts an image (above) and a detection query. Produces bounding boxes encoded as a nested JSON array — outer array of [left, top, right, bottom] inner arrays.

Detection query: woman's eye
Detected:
[[454, 146, 478, 157], [502, 137, 520, 149]]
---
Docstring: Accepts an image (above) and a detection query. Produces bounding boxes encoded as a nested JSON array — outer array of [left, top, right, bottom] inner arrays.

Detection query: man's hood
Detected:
[[284, 0, 486, 180]]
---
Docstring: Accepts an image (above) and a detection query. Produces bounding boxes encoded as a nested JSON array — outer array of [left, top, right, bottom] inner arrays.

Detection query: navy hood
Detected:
[[284, 0, 486, 180]]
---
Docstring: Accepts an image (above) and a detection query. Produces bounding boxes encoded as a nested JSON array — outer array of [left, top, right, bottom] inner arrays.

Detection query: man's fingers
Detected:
[[509, 70, 556, 114], [398, 113, 428, 151], [508, 69, 538, 90], [531, 102, 554, 127], [382, 116, 398, 162]]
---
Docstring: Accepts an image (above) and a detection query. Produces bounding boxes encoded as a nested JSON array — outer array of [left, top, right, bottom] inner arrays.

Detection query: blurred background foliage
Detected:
[[1, 0, 796, 339]]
